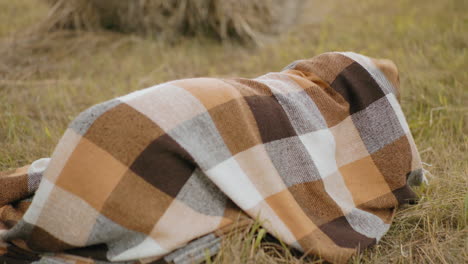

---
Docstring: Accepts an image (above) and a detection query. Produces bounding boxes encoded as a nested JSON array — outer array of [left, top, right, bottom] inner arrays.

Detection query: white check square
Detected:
[[206, 157, 264, 210]]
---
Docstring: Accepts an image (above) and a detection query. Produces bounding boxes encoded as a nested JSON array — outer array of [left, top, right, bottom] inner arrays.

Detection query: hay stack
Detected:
[[39, 0, 301, 42]]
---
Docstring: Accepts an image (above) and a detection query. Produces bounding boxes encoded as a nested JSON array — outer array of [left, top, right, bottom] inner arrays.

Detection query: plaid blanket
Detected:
[[0, 52, 425, 264]]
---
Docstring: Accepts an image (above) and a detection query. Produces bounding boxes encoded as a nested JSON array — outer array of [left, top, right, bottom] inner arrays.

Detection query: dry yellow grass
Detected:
[[0, 0, 467, 263], [38, 0, 301, 42]]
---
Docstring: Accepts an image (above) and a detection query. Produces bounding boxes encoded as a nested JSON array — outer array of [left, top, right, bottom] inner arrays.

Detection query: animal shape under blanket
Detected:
[[0, 52, 426, 264]]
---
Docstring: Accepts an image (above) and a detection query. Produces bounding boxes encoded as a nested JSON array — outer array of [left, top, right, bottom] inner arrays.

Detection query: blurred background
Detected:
[[0, 0, 466, 263]]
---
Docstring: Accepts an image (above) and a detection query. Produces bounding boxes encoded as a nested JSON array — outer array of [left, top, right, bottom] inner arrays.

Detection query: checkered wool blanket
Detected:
[[0, 52, 425, 264]]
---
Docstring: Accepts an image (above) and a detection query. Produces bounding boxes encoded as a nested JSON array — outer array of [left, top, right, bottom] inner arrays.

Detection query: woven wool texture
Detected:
[[0, 52, 423, 264]]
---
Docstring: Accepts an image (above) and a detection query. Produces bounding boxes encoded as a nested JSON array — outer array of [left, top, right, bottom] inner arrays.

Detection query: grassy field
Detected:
[[0, 0, 467, 263]]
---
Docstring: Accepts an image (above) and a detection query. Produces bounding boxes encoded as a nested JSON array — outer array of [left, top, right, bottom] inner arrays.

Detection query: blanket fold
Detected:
[[0, 52, 424, 264]]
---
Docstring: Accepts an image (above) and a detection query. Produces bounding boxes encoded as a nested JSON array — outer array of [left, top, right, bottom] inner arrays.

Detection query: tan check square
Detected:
[[55, 137, 127, 211], [340, 156, 392, 206]]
